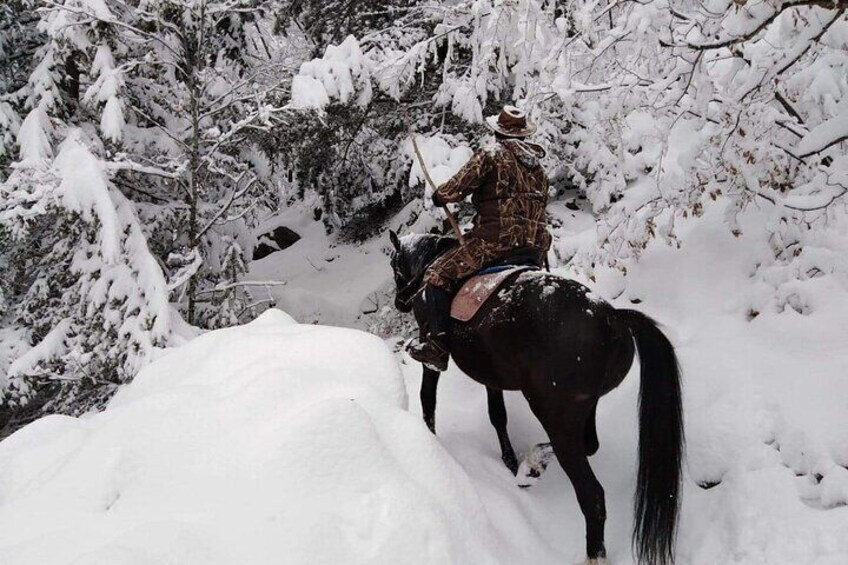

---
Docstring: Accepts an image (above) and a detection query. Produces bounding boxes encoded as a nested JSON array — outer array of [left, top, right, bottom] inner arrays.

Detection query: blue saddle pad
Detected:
[[476, 264, 539, 276]]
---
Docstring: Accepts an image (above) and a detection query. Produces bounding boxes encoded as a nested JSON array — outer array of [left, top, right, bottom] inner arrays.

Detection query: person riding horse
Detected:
[[407, 105, 552, 371]]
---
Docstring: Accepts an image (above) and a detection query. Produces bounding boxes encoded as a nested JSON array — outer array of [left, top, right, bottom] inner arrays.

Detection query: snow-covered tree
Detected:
[[286, 0, 847, 310], [2, 0, 846, 428], [1, 0, 293, 417], [60, 0, 289, 324], [0, 0, 45, 176], [1, 128, 171, 412]]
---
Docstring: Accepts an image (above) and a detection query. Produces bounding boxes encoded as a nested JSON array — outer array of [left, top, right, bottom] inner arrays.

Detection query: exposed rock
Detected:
[[253, 226, 301, 260]]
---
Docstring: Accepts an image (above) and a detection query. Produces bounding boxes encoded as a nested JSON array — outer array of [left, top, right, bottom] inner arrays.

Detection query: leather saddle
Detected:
[[450, 248, 542, 323]]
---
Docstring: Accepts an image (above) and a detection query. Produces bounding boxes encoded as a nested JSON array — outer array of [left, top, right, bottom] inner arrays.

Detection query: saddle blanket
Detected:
[[450, 266, 536, 322]]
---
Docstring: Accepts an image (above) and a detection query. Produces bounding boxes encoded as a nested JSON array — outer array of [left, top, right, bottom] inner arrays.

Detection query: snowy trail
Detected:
[[399, 295, 848, 564], [394, 203, 848, 564], [400, 357, 641, 565], [251, 198, 848, 563]]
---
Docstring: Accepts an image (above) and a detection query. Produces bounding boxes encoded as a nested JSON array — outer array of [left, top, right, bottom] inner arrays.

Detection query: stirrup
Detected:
[[407, 337, 449, 372]]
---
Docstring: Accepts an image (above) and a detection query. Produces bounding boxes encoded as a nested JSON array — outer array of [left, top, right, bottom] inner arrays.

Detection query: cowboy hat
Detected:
[[484, 105, 537, 137]]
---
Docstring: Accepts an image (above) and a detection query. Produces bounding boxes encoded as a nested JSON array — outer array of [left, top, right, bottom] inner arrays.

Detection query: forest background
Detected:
[[1, 0, 846, 433]]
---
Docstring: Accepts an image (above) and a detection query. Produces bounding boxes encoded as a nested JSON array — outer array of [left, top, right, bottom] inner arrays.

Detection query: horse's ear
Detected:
[[389, 230, 401, 250]]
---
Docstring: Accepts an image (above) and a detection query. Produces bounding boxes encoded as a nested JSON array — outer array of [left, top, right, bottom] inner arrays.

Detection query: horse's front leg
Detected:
[[420, 367, 440, 434], [487, 387, 519, 475]]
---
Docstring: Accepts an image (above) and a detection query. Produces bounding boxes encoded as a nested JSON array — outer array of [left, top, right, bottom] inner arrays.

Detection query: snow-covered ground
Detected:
[[0, 310, 510, 564], [408, 202, 848, 564], [1, 201, 847, 564], [248, 202, 399, 328]]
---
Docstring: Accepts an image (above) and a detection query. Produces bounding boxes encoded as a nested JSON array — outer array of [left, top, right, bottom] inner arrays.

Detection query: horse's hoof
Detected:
[[516, 460, 543, 488], [515, 443, 555, 488], [583, 559, 607, 565]]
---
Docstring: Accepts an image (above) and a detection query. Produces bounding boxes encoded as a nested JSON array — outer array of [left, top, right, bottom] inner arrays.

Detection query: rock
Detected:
[[253, 226, 301, 260]]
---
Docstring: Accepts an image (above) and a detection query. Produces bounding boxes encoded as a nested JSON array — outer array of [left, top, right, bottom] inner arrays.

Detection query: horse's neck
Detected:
[[410, 237, 447, 278]]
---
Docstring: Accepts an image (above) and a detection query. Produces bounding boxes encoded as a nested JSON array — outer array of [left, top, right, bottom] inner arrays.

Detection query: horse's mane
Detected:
[[399, 233, 457, 277]]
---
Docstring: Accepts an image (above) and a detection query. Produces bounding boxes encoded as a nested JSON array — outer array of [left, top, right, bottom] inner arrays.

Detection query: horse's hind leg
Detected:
[[533, 403, 606, 562], [420, 367, 440, 434], [584, 401, 599, 456], [487, 387, 519, 475]]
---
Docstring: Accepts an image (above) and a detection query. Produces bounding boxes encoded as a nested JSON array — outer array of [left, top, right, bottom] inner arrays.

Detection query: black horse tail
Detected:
[[618, 309, 683, 565]]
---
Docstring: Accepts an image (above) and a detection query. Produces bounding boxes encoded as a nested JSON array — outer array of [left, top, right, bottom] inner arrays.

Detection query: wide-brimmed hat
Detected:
[[484, 105, 537, 137]]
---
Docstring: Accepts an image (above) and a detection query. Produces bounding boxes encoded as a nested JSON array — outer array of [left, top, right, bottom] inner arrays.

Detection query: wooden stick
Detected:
[[406, 121, 467, 246]]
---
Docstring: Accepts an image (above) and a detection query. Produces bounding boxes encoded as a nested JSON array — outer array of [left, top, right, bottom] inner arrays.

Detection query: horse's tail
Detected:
[[618, 309, 683, 565]]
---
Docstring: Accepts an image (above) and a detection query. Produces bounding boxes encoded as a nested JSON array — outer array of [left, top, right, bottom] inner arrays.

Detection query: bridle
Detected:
[[396, 277, 426, 309], [393, 254, 438, 310]]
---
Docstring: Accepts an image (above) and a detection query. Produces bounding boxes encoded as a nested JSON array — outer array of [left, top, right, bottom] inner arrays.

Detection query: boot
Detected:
[[407, 285, 451, 371]]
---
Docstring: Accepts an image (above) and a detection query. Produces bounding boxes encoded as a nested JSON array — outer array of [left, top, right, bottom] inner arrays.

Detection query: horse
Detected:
[[388, 231, 684, 565]]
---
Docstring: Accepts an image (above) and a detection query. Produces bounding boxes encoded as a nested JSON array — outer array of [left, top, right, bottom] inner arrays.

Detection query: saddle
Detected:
[[450, 248, 542, 322]]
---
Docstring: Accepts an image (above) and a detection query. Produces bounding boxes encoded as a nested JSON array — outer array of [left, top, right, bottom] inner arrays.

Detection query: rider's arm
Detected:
[[432, 150, 492, 206]]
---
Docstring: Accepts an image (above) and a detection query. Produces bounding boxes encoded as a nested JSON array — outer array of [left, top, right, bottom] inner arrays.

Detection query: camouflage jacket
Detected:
[[433, 139, 551, 251]]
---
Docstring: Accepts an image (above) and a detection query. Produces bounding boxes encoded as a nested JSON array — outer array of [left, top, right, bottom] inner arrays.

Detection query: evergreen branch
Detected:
[[40, 1, 183, 60]]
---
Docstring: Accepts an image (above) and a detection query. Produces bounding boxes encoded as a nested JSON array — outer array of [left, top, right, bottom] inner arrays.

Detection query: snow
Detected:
[[6, 318, 71, 383], [16, 101, 53, 164], [0, 327, 30, 393], [0, 310, 517, 565], [405, 134, 473, 198], [84, 45, 125, 142], [289, 75, 331, 109], [53, 132, 123, 263], [289, 35, 372, 110], [99, 96, 125, 142], [796, 108, 848, 158], [246, 200, 420, 328], [0, 101, 21, 157], [451, 83, 484, 123], [2, 196, 848, 563]]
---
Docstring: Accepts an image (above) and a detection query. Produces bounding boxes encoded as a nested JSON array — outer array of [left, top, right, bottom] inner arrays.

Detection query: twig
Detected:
[[195, 280, 287, 296]]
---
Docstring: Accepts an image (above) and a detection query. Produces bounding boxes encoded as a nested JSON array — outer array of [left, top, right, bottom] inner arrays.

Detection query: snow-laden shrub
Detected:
[[0, 129, 171, 411], [0, 0, 293, 422], [286, 0, 848, 308]]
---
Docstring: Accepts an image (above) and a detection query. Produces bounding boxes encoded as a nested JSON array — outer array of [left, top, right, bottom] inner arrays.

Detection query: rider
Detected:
[[407, 105, 552, 371]]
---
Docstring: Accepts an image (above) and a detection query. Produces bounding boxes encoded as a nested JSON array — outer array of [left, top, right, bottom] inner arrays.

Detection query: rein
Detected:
[[395, 255, 440, 308], [397, 278, 427, 308]]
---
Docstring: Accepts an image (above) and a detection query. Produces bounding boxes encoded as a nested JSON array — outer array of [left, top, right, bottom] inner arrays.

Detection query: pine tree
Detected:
[[0, 0, 291, 418]]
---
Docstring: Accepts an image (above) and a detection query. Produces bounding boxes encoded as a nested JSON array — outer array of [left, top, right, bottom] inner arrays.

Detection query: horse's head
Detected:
[[388, 230, 455, 313]]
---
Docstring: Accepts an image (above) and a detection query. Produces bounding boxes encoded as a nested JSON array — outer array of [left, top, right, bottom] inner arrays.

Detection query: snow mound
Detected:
[[0, 310, 506, 565]]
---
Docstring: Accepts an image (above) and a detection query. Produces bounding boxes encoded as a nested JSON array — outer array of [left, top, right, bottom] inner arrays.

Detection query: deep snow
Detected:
[[405, 201, 848, 564], [0, 310, 512, 564], [1, 199, 847, 564]]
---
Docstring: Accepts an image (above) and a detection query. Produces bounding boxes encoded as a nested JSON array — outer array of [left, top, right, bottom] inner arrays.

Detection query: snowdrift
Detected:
[[0, 310, 507, 565]]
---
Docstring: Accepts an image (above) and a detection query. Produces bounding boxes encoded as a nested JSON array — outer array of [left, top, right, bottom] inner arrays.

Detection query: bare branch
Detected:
[[196, 177, 257, 240], [195, 280, 288, 296], [663, 0, 844, 50]]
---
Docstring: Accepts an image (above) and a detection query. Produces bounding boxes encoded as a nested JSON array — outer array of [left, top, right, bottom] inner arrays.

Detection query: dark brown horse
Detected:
[[389, 232, 683, 565]]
